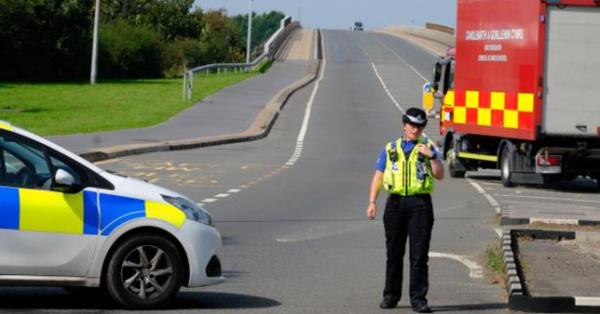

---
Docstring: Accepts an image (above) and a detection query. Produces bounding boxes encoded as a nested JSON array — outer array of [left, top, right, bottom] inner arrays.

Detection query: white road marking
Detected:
[[436, 203, 468, 214], [227, 189, 241, 193], [575, 297, 600, 306], [467, 179, 502, 214], [285, 57, 327, 167], [494, 194, 600, 204], [202, 198, 217, 203], [429, 252, 484, 279], [275, 223, 368, 243], [530, 218, 579, 225], [215, 194, 229, 198], [494, 228, 504, 238], [197, 203, 204, 207]]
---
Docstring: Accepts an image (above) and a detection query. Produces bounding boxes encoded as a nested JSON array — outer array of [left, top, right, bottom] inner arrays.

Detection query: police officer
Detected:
[[366, 107, 444, 313]]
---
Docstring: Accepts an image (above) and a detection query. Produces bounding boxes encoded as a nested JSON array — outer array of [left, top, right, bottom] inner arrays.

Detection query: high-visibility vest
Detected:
[[383, 137, 435, 195]]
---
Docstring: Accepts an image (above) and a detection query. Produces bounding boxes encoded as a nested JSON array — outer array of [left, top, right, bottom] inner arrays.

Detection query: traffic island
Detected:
[[503, 229, 600, 313]]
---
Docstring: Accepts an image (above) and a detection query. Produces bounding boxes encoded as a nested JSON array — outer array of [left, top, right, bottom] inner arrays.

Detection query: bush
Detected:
[[99, 19, 165, 79], [162, 38, 206, 78], [258, 59, 274, 73]]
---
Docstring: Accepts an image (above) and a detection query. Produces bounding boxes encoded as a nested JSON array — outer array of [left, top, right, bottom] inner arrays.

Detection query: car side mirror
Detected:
[[53, 169, 80, 193]]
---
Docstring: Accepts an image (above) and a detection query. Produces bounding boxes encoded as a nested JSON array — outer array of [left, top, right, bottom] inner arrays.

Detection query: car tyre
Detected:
[[106, 234, 184, 309]]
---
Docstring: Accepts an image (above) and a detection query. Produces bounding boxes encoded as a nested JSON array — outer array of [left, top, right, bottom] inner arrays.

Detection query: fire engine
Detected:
[[429, 0, 600, 187]]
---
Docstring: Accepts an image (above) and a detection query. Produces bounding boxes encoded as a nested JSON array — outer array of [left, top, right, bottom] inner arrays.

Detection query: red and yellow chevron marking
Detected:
[[443, 90, 534, 130]]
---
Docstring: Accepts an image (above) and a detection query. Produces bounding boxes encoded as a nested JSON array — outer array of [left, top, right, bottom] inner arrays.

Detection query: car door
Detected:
[[0, 130, 99, 277]]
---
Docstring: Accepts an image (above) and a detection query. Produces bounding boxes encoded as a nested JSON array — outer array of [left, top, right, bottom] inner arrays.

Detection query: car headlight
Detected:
[[162, 195, 214, 226]]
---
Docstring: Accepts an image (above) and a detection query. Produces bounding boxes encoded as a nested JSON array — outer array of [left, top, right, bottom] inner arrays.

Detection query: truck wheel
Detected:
[[447, 140, 466, 178], [106, 234, 184, 309], [500, 147, 514, 187]]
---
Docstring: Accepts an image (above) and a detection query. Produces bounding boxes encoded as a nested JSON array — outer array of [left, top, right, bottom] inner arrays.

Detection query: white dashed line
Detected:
[[227, 189, 241, 193], [202, 198, 217, 203], [215, 194, 229, 198]]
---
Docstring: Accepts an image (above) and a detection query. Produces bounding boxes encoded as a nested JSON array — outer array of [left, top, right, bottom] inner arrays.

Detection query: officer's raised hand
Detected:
[[416, 143, 434, 158]]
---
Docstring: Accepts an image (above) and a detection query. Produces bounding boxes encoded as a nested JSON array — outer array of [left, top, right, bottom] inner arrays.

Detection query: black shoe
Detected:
[[412, 303, 432, 313], [379, 296, 398, 309]]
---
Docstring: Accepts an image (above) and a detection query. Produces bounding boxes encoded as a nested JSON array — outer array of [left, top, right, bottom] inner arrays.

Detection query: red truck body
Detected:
[[442, 0, 599, 140], [437, 0, 600, 185]]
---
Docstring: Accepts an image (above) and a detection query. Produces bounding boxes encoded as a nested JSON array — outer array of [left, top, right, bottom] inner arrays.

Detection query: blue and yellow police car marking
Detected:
[[0, 186, 19, 230], [146, 201, 185, 228], [20, 189, 85, 234], [99, 194, 146, 236], [0, 188, 185, 235], [0, 122, 13, 131]]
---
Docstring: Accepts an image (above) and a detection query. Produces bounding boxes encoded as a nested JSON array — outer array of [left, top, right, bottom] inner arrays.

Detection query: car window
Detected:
[[0, 134, 51, 189]]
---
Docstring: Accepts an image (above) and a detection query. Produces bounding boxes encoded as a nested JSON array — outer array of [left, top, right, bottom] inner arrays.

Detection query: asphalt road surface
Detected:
[[6, 29, 582, 313]]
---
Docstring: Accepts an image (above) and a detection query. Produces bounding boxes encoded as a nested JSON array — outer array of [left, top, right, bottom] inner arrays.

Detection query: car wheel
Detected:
[[106, 234, 184, 309], [500, 147, 514, 188]]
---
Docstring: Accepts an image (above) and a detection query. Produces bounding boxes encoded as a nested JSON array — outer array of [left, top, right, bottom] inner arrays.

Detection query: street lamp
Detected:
[[90, 0, 100, 85], [246, 0, 254, 64]]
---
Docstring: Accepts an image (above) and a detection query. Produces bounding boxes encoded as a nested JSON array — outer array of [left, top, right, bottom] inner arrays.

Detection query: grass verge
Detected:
[[483, 242, 506, 289], [0, 71, 258, 135]]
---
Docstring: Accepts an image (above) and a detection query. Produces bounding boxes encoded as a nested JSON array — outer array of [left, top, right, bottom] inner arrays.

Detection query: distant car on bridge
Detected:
[[352, 21, 364, 31]]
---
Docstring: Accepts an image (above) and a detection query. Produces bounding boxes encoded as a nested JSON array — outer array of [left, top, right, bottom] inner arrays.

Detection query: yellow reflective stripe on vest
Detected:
[[383, 137, 435, 195]]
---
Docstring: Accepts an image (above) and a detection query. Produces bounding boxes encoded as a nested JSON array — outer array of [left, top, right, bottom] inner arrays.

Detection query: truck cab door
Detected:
[[0, 131, 98, 277]]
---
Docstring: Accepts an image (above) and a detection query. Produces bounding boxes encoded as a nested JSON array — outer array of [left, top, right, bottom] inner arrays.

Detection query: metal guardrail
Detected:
[[182, 16, 300, 100]]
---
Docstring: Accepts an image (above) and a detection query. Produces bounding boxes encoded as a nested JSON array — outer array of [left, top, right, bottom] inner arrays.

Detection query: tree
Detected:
[[233, 10, 285, 53]]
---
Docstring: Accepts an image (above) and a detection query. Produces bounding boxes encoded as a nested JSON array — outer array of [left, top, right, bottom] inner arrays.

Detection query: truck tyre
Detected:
[[106, 234, 184, 309], [500, 147, 514, 187], [447, 139, 466, 178]]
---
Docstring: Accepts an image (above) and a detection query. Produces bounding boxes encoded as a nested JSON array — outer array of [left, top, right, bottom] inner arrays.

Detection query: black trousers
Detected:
[[382, 193, 434, 306]]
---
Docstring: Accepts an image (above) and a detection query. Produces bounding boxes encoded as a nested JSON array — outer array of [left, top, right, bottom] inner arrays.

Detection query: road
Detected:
[[7, 29, 595, 313]]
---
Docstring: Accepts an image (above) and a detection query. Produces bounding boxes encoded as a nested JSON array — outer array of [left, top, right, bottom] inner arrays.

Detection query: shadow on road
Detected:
[[0, 287, 280, 310], [429, 302, 507, 312]]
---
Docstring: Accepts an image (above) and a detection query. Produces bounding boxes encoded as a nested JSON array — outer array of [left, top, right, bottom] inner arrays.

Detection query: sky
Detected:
[[193, 0, 457, 30]]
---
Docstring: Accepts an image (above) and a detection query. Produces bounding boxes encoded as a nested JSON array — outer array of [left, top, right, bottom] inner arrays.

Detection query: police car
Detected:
[[0, 121, 224, 308]]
